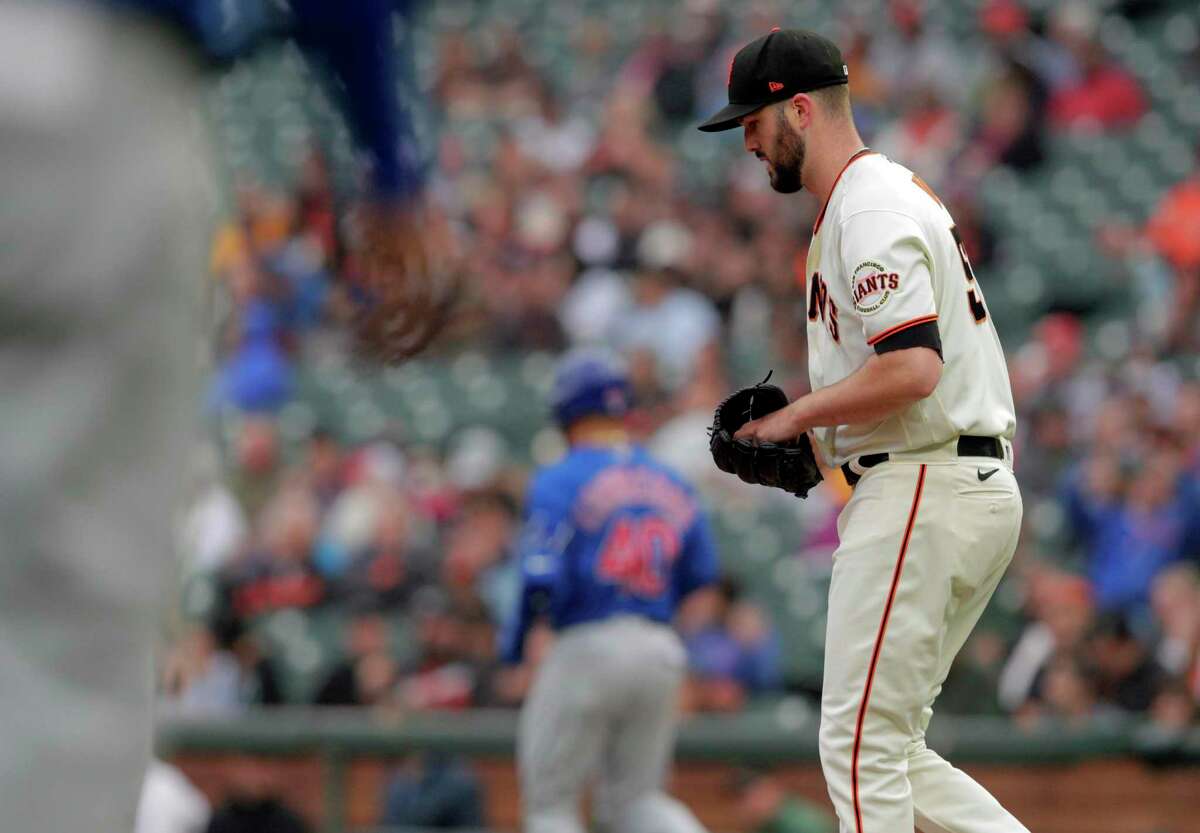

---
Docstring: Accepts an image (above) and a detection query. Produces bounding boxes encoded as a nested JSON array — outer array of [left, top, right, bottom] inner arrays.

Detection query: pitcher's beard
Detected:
[[768, 109, 805, 194]]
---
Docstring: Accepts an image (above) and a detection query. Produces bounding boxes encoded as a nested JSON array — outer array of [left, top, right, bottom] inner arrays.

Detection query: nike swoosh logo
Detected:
[[977, 468, 1000, 481]]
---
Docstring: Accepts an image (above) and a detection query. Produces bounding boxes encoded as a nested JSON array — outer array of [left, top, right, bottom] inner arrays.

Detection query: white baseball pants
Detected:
[[819, 456, 1029, 833], [518, 616, 707, 833]]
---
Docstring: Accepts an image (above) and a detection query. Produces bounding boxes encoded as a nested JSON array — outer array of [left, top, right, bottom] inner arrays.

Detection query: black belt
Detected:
[[841, 436, 1004, 487]]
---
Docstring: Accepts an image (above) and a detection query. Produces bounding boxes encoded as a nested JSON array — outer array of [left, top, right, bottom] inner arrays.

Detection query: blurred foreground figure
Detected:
[[136, 760, 211, 833], [204, 758, 308, 833], [0, 1, 435, 830], [501, 351, 718, 833]]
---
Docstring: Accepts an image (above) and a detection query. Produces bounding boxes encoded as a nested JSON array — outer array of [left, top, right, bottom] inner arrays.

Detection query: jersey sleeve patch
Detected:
[[851, 260, 901, 317], [838, 210, 939, 347]]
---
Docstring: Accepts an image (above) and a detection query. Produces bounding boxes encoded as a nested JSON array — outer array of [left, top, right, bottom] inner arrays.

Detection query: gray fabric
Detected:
[[0, 3, 212, 831], [518, 617, 707, 833]]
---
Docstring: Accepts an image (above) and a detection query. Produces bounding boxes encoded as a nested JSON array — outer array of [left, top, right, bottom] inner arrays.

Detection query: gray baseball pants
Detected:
[[518, 616, 707, 833], [0, 3, 211, 831]]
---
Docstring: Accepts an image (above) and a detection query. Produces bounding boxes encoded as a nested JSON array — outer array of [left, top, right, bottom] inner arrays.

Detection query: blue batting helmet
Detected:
[[549, 349, 632, 427]]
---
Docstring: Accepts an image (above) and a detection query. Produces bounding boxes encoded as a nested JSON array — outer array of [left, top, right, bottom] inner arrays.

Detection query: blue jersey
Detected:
[[97, 0, 422, 199], [500, 444, 719, 663]]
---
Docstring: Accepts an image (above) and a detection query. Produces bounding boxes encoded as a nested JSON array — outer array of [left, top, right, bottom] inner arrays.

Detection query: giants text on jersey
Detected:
[[804, 152, 1016, 466]]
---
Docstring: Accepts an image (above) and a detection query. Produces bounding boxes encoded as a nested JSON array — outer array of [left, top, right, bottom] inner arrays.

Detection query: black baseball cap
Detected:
[[697, 28, 849, 132]]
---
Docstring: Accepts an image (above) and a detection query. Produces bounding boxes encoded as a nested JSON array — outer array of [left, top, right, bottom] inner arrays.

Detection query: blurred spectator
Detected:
[[960, 65, 1045, 177], [1018, 397, 1073, 496], [263, 236, 331, 335], [1045, 4, 1146, 131], [210, 291, 295, 415], [1145, 152, 1200, 274], [975, 0, 1062, 102], [1016, 653, 1110, 729], [970, 0, 1054, 174], [224, 622, 285, 707], [488, 252, 571, 351], [445, 427, 512, 495], [841, 27, 889, 138], [381, 754, 486, 830], [313, 612, 399, 708], [1151, 564, 1200, 699], [161, 627, 246, 717], [873, 86, 962, 187], [1062, 450, 1192, 618], [458, 608, 510, 708], [514, 82, 596, 174], [726, 599, 784, 691], [1087, 613, 1168, 713], [648, 370, 746, 502], [615, 261, 721, 392], [335, 489, 424, 611], [1009, 313, 1087, 408], [180, 448, 248, 576], [303, 429, 346, 511], [292, 150, 338, 264], [1148, 678, 1196, 732], [587, 94, 675, 189], [678, 580, 782, 713], [559, 264, 633, 345], [937, 629, 1008, 716], [1144, 153, 1200, 349], [731, 770, 836, 833], [318, 442, 411, 578], [1099, 152, 1200, 350], [442, 490, 520, 618], [204, 760, 308, 833], [866, 0, 971, 114], [998, 571, 1094, 712], [136, 760, 211, 833], [222, 488, 327, 622], [485, 623, 555, 709], [227, 416, 284, 521], [1176, 382, 1200, 472], [1136, 676, 1197, 773], [397, 593, 477, 711], [162, 623, 282, 714]]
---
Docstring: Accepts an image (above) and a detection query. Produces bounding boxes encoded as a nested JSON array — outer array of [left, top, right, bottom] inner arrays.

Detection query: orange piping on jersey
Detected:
[[813, 149, 877, 236], [865, 314, 938, 347], [850, 464, 926, 833]]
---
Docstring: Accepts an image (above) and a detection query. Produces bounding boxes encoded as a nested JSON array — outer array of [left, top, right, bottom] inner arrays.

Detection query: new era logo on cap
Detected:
[[768, 81, 784, 92]]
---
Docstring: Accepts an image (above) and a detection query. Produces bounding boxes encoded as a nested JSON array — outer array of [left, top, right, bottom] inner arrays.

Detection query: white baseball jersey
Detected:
[[803, 150, 1016, 466]]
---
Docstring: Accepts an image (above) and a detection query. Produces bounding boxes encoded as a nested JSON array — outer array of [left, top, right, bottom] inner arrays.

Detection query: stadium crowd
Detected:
[[164, 0, 1200, 752]]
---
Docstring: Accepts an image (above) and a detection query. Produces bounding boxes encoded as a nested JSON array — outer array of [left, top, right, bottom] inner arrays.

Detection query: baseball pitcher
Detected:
[[700, 29, 1028, 833], [501, 351, 717, 833]]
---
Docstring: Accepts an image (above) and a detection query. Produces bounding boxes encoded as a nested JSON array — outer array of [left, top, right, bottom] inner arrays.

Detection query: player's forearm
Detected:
[[789, 348, 941, 429]]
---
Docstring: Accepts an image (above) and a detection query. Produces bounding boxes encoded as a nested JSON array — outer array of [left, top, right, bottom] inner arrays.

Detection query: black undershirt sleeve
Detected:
[[872, 320, 943, 360]]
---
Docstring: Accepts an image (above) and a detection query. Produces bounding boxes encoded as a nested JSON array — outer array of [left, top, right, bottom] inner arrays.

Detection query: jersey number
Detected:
[[596, 517, 679, 597], [912, 174, 988, 324], [950, 225, 988, 323]]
